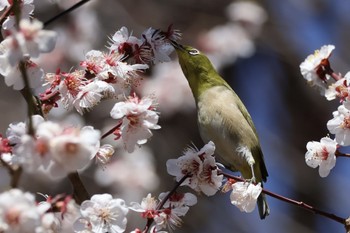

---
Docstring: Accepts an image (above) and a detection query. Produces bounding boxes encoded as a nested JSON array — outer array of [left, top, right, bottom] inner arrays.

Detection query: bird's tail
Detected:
[[257, 193, 269, 219]]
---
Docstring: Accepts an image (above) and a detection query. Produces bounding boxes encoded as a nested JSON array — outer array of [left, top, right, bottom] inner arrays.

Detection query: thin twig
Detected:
[[44, 0, 91, 27], [67, 171, 90, 205], [101, 121, 123, 139], [335, 150, 350, 158], [221, 171, 346, 225], [18, 61, 42, 135], [0, 157, 22, 188], [143, 174, 190, 232]]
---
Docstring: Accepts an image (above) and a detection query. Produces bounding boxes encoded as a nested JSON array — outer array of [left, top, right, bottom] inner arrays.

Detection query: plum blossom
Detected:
[[43, 48, 148, 115], [48, 125, 100, 178], [166, 141, 223, 196], [10, 117, 100, 179], [109, 26, 142, 58], [73, 80, 115, 114], [0, 19, 56, 90], [0, 189, 50, 233], [230, 182, 262, 213], [325, 72, 350, 101], [327, 103, 350, 146], [40, 26, 179, 115], [130, 192, 195, 232], [6, 115, 44, 147], [3, 58, 43, 90], [158, 192, 197, 217], [305, 137, 337, 177], [299, 45, 335, 95], [95, 144, 115, 166], [74, 194, 128, 233], [142, 28, 174, 64], [129, 193, 158, 219], [0, 19, 57, 66], [109, 26, 180, 64], [110, 93, 160, 153]]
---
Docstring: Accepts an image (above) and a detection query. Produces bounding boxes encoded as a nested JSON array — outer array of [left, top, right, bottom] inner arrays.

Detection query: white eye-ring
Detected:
[[188, 49, 200, 55]]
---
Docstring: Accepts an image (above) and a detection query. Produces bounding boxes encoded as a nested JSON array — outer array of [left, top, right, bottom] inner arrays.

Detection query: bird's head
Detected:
[[170, 41, 226, 99], [170, 41, 213, 78]]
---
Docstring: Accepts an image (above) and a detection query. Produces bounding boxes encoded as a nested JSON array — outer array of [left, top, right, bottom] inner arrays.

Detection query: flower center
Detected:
[[65, 142, 79, 154], [319, 146, 329, 160], [341, 116, 350, 129], [5, 207, 20, 226]]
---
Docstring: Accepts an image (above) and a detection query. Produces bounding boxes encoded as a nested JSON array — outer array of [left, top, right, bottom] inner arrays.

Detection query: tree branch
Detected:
[[221, 171, 346, 225], [44, 0, 91, 27], [67, 171, 90, 205]]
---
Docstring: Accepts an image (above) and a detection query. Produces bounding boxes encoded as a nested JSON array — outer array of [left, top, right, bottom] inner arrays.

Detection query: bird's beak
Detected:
[[170, 40, 185, 50]]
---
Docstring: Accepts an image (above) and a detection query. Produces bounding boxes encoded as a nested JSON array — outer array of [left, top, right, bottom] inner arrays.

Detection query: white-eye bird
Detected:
[[172, 42, 269, 219]]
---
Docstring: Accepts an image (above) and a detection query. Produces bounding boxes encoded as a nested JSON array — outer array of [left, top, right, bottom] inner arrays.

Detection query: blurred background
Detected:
[[1, 0, 350, 232]]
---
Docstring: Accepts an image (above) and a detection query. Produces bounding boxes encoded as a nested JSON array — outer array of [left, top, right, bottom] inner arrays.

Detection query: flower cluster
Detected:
[[166, 141, 223, 196], [74, 194, 129, 233], [129, 192, 197, 232], [0, 189, 53, 233], [299, 45, 350, 177], [40, 25, 180, 115], [110, 92, 160, 153], [228, 181, 263, 213], [0, 18, 57, 90], [166, 141, 263, 216], [5, 115, 101, 178]]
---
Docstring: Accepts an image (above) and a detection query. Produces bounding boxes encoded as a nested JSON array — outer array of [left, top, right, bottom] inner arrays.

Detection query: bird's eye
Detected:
[[188, 49, 200, 56]]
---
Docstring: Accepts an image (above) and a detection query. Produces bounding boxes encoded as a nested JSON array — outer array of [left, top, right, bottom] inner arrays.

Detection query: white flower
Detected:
[[59, 70, 86, 110], [300, 45, 335, 94], [17, 19, 57, 57], [3, 59, 44, 90], [36, 213, 61, 233], [142, 28, 174, 64], [0, 19, 56, 69], [305, 137, 337, 177], [110, 94, 160, 153], [80, 50, 105, 75], [75, 194, 128, 233], [6, 114, 44, 147], [0, 189, 50, 233], [74, 80, 115, 115], [325, 71, 350, 101], [109, 26, 141, 53], [327, 103, 350, 146], [166, 141, 223, 196], [49, 126, 101, 178], [158, 192, 197, 216], [230, 182, 262, 213], [129, 193, 158, 218], [83, 50, 148, 97], [153, 211, 182, 232], [11, 119, 100, 179], [95, 144, 115, 166], [0, 37, 22, 75]]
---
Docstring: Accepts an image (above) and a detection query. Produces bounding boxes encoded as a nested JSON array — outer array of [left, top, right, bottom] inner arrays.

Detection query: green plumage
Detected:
[[174, 44, 269, 219]]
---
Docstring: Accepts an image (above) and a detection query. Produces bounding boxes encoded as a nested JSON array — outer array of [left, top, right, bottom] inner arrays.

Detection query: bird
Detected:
[[171, 41, 269, 219]]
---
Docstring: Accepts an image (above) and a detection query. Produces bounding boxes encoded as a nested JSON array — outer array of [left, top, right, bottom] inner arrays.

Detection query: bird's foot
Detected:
[[244, 177, 256, 184]]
